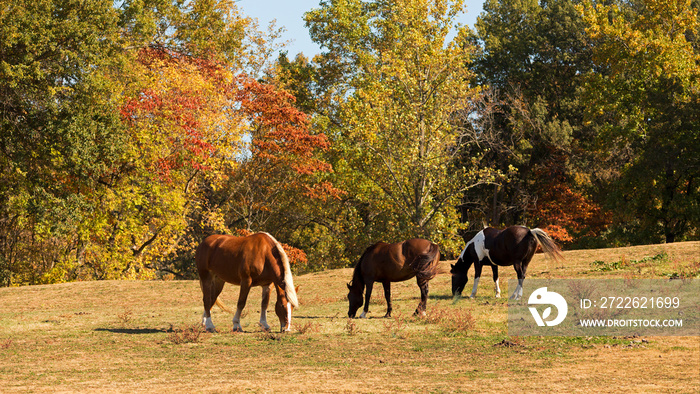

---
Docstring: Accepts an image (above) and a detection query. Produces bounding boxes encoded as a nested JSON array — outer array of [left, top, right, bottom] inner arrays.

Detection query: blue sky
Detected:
[[237, 0, 485, 58]]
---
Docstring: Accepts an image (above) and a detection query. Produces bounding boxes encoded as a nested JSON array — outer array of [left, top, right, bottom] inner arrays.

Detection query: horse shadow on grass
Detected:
[[429, 294, 457, 300], [95, 327, 173, 335]]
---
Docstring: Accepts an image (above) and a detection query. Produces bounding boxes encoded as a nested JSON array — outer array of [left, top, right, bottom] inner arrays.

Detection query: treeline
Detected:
[[1, 0, 698, 286]]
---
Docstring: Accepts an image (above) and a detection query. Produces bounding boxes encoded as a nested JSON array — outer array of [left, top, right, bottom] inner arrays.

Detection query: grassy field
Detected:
[[1, 241, 698, 392]]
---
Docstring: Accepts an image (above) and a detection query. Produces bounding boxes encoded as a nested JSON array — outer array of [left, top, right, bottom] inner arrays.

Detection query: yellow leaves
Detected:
[[580, 0, 699, 85]]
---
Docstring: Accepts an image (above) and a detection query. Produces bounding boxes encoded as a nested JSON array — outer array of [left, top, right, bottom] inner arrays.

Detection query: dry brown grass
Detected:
[[0, 241, 697, 392]]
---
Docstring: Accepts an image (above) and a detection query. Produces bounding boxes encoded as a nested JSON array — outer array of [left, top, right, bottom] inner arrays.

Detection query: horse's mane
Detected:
[[348, 244, 378, 290], [260, 232, 299, 308]]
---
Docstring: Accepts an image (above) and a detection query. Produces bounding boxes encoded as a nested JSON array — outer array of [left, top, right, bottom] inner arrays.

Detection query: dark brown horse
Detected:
[[196, 232, 299, 332], [347, 238, 440, 318], [450, 226, 563, 300]]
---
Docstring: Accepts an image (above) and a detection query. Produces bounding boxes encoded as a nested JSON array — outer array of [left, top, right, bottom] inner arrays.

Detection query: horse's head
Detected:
[[450, 257, 469, 297], [274, 284, 298, 332], [347, 282, 363, 318]]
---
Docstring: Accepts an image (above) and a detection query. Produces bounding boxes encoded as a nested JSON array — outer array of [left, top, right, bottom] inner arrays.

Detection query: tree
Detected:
[[580, 0, 700, 243], [0, 0, 303, 284], [465, 0, 607, 243], [304, 0, 494, 257], [220, 75, 341, 232], [0, 0, 130, 285]]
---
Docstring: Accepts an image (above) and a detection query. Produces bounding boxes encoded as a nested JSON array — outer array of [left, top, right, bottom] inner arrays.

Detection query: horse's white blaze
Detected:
[[202, 313, 216, 331], [470, 277, 480, 298], [285, 301, 292, 331], [494, 278, 501, 298]]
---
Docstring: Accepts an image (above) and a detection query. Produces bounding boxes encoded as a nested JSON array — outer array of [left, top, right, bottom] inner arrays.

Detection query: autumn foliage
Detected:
[[235, 76, 342, 200], [1, 0, 698, 285]]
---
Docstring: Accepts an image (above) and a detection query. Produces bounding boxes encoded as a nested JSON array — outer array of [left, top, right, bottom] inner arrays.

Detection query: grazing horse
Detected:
[[450, 226, 563, 300], [347, 238, 440, 318], [196, 232, 299, 332]]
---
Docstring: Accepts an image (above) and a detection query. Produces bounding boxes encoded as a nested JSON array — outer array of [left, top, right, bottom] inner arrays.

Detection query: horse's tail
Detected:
[[409, 242, 440, 280], [215, 297, 232, 313], [530, 228, 564, 262], [262, 232, 299, 308]]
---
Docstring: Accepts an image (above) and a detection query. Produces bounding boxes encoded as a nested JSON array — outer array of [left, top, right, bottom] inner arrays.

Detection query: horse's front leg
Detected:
[[382, 281, 392, 318], [360, 281, 374, 318], [414, 277, 429, 316], [470, 263, 483, 298], [233, 280, 252, 332], [509, 263, 525, 300], [259, 284, 271, 331], [492, 265, 501, 298]]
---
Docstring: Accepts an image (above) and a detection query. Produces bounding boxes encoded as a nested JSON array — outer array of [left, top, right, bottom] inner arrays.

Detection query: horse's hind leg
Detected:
[[382, 281, 392, 318], [414, 277, 429, 317], [510, 263, 526, 300], [510, 254, 533, 300], [200, 272, 225, 332], [360, 280, 374, 318], [232, 280, 252, 332], [259, 284, 271, 331], [492, 265, 501, 298]]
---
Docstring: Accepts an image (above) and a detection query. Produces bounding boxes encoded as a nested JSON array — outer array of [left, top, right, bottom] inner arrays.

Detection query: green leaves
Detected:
[[580, 0, 700, 243], [304, 0, 484, 254]]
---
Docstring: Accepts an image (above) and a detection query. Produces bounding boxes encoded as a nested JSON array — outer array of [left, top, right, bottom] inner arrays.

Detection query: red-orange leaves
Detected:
[[120, 46, 237, 182], [235, 76, 341, 199], [237, 77, 328, 158]]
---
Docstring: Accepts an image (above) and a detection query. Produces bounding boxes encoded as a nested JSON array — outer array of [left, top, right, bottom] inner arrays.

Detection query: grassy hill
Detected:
[[0, 242, 698, 392]]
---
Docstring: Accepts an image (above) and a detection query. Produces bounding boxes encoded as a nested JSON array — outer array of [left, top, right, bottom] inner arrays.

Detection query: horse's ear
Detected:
[[347, 283, 351, 290], [450, 263, 454, 269]]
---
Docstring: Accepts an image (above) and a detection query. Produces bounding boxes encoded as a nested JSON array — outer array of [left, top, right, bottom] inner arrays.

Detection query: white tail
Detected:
[[261, 232, 299, 308], [530, 228, 564, 262]]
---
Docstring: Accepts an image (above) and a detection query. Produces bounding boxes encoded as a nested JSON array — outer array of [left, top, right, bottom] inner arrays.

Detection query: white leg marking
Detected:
[[495, 278, 501, 298], [470, 277, 480, 298], [259, 309, 270, 330], [232, 308, 243, 332], [285, 302, 292, 332], [510, 280, 524, 300], [359, 310, 367, 318], [202, 313, 216, 332], [517, 279, 524, 299]]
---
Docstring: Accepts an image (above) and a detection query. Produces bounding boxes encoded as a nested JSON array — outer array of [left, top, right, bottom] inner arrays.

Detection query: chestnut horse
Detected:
[[196, 232, 299, 332], [347, 238, 440, 318], [450, 226, 563, 300]]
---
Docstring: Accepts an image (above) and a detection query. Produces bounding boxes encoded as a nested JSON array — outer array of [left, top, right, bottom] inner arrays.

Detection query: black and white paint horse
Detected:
[[450, 226, 564, 300]]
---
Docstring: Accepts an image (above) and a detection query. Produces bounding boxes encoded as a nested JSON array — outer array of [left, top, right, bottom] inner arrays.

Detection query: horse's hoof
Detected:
[[495, 294, 501, 298], [384, 313, 392, 318], [205, 327, 217, 333], [413, 310, 426, 317], [232, 326, 243, 333], [359, 311, 367, 318]]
